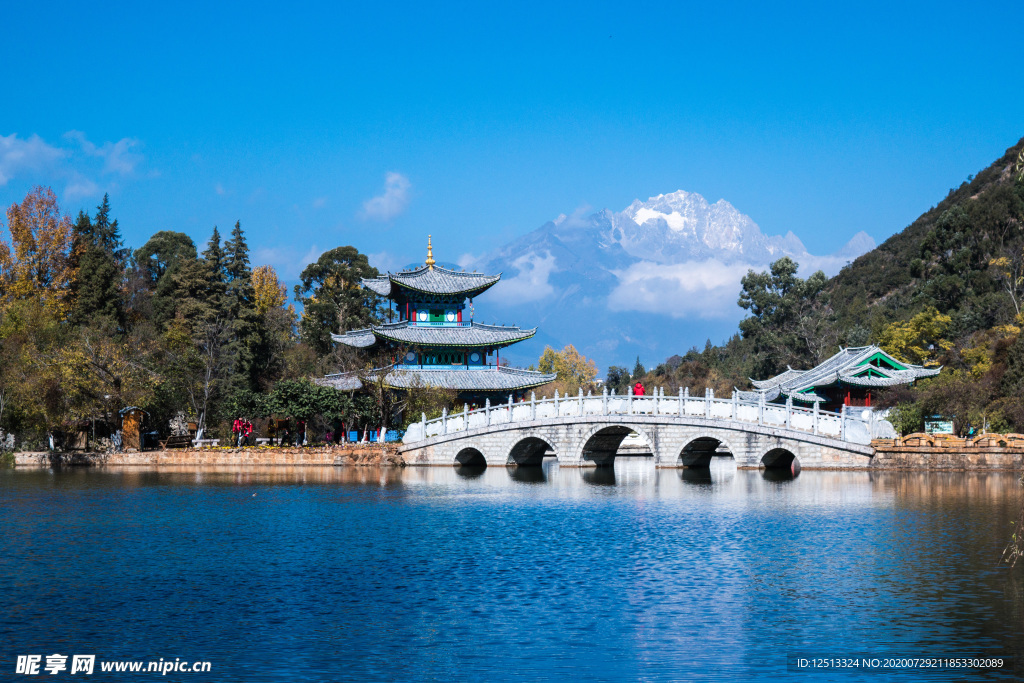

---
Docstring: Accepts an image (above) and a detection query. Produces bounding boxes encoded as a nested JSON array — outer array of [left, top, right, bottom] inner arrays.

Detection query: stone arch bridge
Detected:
[[400, 389, 882, 469]]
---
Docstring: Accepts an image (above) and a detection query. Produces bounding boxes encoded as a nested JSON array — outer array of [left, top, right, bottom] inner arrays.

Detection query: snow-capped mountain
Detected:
[[466, 191, 874, 372]]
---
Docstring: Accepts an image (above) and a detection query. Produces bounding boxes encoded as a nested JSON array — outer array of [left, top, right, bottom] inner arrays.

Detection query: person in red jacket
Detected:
[[634, 381, 645, 396]]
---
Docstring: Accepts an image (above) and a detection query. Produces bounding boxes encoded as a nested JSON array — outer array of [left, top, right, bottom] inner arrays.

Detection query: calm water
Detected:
[[1, 458, 1022, 681]]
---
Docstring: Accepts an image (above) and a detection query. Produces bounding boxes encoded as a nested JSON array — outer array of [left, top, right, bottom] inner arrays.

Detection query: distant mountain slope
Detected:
[[470, 191, 874, 370]]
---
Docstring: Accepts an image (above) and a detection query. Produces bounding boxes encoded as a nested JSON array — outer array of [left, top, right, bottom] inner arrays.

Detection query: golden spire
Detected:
[[426, 235, 435, 270]]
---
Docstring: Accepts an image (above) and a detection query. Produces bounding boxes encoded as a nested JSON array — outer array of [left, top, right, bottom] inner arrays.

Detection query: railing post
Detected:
[[704, 388, 710, 419], [531, 391, 536, 421], [442, 406, 448, 434], [731, 390, 737, 420], [602, 386, 608, 415], [813, 401, 819, 435], [578, 387, 583, 415], [463, 403, 469, 431], [508, 394, 514, 422], [785, 396, 792, 429], [628, 386, 633, 414], [421, 412, 426, 435], [678, 386, 684, 415], [485, 398, 491, 426], [554, 389, 560, 416], [654, 387, 659, 414], [840, 404, 847, 441], [758, 392, 765, 425]]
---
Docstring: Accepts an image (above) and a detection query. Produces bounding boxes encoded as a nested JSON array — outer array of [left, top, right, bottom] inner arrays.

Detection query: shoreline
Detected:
[[12, 445, 405, 469]]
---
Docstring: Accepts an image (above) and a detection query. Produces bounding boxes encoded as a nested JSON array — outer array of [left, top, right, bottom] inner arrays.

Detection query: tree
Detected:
[[252, 265, 287, 315], [69, 197, 127, 329], [738, 256, 831, 377], [0, 187, 76, 319], [989, 244, 1024, 319], [876, 307, 953, 366], [632, 356, 645, 379], [605, 366, 630, 394], [538, 344, 598, 396], [134, 231, 198, 328], [294, 246, 381, 356]]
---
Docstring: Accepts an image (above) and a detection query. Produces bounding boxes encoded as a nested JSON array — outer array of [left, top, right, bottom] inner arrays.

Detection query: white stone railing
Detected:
[[402, 387, 889, 446]]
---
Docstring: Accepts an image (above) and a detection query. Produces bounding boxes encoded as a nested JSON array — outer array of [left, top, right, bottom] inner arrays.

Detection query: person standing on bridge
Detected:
[[634, 381, 645, 396]]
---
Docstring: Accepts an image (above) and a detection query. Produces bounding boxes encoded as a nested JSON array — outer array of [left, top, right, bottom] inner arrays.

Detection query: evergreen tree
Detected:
[[134, 231, 197, 328], [222, 221, 260, 391], [294, 246, 381, 356], [633, 356, 645, 379], [68, 196, 126, 329]]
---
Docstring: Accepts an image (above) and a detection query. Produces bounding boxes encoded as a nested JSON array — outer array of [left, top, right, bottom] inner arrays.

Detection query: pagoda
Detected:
[[739, 345, 940, 413], [324, 236, 556, 401]]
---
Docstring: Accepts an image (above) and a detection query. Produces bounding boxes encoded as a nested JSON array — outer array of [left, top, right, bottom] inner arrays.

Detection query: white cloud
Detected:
[[64, 131, 143, 176], [607, 259, 752, 319], [0, 131, 146, 200], [367, 250, 400, 274], [65, 175, 101, 200], [312, 196, 327, 209], [0, 133, 66, 185], [361, 171, 411, 221], [490, 251, 558, 305], [215, 183, 227, 196]]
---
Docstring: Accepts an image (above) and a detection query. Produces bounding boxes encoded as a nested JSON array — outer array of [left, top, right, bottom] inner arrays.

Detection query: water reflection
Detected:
[[3, 461, 1023, 681], [582, 467, 617, 487], [761, 467, 800, 483], [507, 464, 547, 484], [680, 467, 713, 485], [453, 464, 487, 479]]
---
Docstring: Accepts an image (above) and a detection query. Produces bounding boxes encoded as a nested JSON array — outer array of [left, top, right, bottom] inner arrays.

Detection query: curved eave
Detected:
[[373, 325, 537, 349], [331, 329, 378, 348], [388, 278, 500, 300], [361, 277, 392, 297], [382, 367, 557, 392]]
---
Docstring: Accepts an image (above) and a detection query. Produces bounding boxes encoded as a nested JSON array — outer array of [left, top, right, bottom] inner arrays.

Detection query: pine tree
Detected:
[[633, 356, 645, 379], [134, 230, 197, 328], [222, 221, 260, 391], [68, 196, 126, 329]]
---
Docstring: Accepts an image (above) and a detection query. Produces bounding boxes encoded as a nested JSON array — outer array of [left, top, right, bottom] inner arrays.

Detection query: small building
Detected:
[[324, 236, 556, 402], [742, 345, 940, 413]]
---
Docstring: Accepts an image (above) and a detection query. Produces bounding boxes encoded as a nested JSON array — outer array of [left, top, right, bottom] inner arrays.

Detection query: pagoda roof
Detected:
[[332, 321, 537, 349], [749, 345, 940, 400], [362, 265, 500, 299], [316, 366, 557, 393]]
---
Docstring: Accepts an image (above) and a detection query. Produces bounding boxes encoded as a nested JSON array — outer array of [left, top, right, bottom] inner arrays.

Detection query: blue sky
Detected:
[[2, 1, 1023, 289]]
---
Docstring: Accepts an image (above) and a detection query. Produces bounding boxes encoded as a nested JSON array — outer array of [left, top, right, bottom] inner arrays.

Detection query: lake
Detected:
[[1, 458, 1022, 681]]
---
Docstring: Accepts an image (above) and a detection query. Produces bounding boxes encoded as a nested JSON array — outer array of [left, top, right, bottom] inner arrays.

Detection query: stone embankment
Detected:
[[13, 445, 405, 468], [871, 433, 1024, 470]]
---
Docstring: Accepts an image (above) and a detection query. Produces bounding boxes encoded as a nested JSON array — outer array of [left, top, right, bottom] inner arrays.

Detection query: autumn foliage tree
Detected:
[[537, 344, 599, 396], [0, 186, 75, 319]]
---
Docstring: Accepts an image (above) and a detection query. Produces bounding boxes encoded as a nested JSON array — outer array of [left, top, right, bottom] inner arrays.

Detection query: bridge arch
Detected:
[[678, 435, 736, 468], [761, 447, 800, 472], [455, 447, 486, 467], [507, 436, 556, 466], [576, 424, 656, 467]]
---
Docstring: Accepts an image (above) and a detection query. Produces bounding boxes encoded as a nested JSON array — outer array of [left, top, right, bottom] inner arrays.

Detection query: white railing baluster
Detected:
[[628, 386, 633, 414], [531, 391, 536, 421], [813, 401, 819, 435], [485, 398, 491, 426], [602, 386, 608, 415], [442, 406, 448, 434], [463, 403, 469, 432]]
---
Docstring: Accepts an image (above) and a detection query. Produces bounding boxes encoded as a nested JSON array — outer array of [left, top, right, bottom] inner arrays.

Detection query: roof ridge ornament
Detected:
[[426, 235, 435, 270]]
